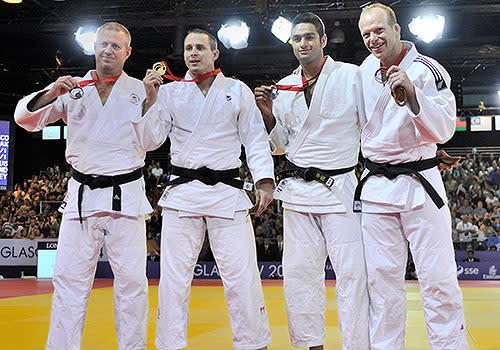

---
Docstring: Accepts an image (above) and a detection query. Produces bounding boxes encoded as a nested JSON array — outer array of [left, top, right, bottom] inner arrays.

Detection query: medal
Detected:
[[69, 87, 84, 100], [268, 85, 279, 100], [374, 45, 408, 107], [152, 61, 167, 75], [153, 60, 221, 82]]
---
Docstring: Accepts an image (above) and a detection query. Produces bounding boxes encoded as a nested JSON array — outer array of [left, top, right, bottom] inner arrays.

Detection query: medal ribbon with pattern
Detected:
[[152, 60, 221, 82], [374, 45, 408, 106], [69, 71, 121, 100], [268, 57, 327, 100]]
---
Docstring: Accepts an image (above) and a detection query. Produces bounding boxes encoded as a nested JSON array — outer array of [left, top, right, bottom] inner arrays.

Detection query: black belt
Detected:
[[353, 157, 443, 212], [276, 159, 356, 188], [72, 167, 144, 223], [166, 165, 254, 191]]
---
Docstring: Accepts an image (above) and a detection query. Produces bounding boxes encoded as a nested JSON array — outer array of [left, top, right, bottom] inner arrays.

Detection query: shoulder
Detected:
[[411, 54, 450, 90]]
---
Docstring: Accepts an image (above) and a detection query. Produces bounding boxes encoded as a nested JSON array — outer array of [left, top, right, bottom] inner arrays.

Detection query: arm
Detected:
[[253, 85, 276, 132], [239, 84, 276, 215], [387, 61, 456, 144], [14, 76, 78, 131], [131, 71, 172, 151]]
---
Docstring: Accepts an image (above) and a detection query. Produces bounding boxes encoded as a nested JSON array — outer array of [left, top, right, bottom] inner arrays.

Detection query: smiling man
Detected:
[[136, 28, 274, 350], [254, 13, 369, 350], [15, 22, 153, 349], [356, 3, 468, 349]]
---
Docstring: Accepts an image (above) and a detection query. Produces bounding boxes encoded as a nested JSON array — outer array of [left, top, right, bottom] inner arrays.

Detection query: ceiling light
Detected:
[[2, 0, 22, 3], [74, 27, 97, 55], [271, 16, 292, 43], [408, 15, 445, 43], [217, 20, 250, 50]]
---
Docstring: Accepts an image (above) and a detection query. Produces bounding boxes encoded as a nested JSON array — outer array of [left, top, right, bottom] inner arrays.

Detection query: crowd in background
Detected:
[[2, 151, 499, 260]]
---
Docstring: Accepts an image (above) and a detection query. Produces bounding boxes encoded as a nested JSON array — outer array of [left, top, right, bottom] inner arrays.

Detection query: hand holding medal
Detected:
[[67, 72, 121, 100], [374, 45, 408, 107]]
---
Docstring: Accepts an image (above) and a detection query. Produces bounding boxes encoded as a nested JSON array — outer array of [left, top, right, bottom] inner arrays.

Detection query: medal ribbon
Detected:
[[275, 57, 326, 92], [155, 60, 221, 82], [77, 71, 121, 87], [379, 45, 407, 82]]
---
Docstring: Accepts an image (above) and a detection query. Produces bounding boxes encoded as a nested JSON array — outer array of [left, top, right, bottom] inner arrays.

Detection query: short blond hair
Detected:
[[97, 22, 131, 47], [361, 3, 397, 26]]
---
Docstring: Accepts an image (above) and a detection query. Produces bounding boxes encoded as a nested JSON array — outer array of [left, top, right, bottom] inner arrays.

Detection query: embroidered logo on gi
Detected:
[[226, 95, 232, 102], [113, 194, 121, 200], [460, 324, 464, 331], [129, 93, 141, 105], [259, 306, 266, 314]]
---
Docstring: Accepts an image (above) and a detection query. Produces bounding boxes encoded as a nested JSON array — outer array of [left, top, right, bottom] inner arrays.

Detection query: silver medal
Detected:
[[268, 85, 279, 100], [69, 87, 84, 100]]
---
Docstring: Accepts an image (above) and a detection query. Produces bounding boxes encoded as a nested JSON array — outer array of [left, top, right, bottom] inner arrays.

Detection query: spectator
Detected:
[[462, 250, 480, 262]]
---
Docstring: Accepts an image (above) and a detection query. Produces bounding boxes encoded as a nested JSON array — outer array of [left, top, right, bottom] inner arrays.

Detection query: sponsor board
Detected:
[[456, 262, 500, 280], [0, 239, 108, 266]]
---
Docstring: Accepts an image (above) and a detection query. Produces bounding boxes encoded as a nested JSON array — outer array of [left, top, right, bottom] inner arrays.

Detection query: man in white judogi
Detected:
[[357, 4, 468, 349], [137, 29, 274, 350], [15, 23, 151, 349], [255, 13, 369, 350]]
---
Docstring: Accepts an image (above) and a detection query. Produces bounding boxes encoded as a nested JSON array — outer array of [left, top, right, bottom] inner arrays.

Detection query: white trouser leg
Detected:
[[155, 209, 205, 350], [402, 202, 468, 350], [207, 211, 272, 350], [321, 211, 370, 350], [362, 212, 408, 350], [283, 209, 328, 348], [46, 215, 104, 350], [104, 214, 148, 350]]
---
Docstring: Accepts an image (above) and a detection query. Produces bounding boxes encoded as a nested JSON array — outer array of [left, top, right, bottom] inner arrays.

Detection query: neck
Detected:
[[95, 67, 122, 79], [301, 56, 325, 80], [195, 74, 216, 92], [381, 42, 405, 67]]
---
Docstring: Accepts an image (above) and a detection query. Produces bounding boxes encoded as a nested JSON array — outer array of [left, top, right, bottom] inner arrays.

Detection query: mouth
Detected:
[[370, 42, 384, 52], [190, 59, 201, 66], [298, 49, 310, 55]]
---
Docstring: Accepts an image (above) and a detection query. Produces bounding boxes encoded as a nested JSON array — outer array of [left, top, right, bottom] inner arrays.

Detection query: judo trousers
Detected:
[[155, 209, 272, 350], [283, 208, 370, 349], [46, 212, 148, 350], [362, 199, 468, 350]]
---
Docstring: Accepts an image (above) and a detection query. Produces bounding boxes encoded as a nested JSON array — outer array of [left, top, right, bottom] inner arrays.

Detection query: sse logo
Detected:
[[457, 265, 479, 277]]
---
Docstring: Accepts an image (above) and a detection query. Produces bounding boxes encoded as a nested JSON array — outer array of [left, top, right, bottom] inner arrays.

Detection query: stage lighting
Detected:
[[497, 90, 500, 101], [74, 27, 97, 55], [408, 15, 445, 43], [217, 20, 250, 50], [271, 16, 292, 43], [2, 0, 22, 3]]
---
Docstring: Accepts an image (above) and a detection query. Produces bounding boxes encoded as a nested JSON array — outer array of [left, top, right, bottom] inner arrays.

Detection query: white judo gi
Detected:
[[358, 41, 467, 349], [133, 71, 274, 350], [15, 71, 153, 350], [269, 56, 370, 349]]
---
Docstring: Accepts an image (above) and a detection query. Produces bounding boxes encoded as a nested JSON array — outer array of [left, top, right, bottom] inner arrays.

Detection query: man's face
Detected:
[[94, 29, 131, 75], [184, 33, 219, 77], [359, 8, 401, 65], [290, 22, 326, 66]]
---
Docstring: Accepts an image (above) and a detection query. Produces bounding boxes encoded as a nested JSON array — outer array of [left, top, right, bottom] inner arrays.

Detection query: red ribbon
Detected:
[[379, 45, 408, 80], [77, 71, 121, 87], [157, 60, 221, 82], [275, 57, 327, 92]]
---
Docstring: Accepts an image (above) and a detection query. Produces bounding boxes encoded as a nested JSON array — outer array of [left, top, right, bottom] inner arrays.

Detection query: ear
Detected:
[[125, 47, 132, 61], [395, 23, 401, 38], [321, 34, 327, 48], [213, 49, 220, 61]]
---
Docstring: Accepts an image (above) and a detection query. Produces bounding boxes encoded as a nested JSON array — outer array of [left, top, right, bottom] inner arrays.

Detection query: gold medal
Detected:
[[392, 86, 407, 106], [152, 61, 167, 75]]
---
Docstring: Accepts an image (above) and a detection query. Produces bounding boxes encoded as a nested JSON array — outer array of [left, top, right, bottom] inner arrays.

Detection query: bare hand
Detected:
[[249, 178, 275, 216], [436, 149, 462, 171], [386, 66, 419, 113], [254, 85, 276, 132], [48, 75, 79, 99], [142, 69, 163, 113]]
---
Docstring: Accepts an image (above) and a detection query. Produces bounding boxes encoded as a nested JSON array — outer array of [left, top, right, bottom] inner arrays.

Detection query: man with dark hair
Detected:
[[138, 29, 274, 350], [357, 3, 468, 349], [15, 22, 151, 349], [255, 12, 369, 350]]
